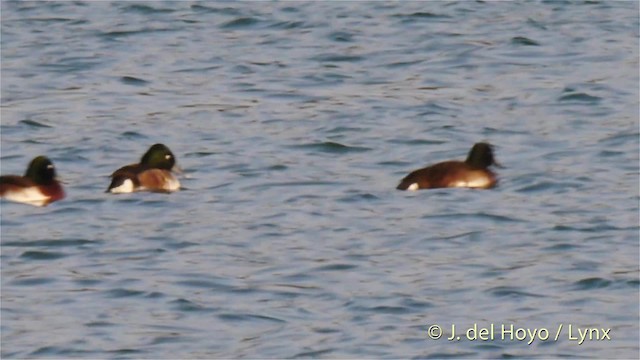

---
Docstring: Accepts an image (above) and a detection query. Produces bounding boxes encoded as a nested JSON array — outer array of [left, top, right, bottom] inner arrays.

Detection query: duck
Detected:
[[107, 143, 181, 193], [396, 142, 500, 190], [0, 156, 65, 206]]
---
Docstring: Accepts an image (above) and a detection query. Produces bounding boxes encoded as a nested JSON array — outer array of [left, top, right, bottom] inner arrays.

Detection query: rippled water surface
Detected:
[[1, 1, 638, 358]]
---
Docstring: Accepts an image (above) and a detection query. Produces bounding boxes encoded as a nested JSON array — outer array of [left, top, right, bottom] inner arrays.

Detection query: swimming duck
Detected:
[[397, 142, 500, 190], [107, 143, 181, 193], [0, 156, 65, 206]]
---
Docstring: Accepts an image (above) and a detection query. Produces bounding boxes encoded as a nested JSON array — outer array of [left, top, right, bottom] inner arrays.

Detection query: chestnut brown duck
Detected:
[[396, 142, 500, 191]]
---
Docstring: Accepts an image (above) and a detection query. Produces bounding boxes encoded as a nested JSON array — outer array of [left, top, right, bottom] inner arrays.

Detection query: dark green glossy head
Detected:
[[24, 156, 57, 184], [140, 143, 176, 170], [465, 142, 499, 169]]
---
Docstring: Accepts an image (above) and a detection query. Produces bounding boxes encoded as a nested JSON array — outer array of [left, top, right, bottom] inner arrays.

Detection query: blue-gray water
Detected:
[[1, 1, 638, 358]]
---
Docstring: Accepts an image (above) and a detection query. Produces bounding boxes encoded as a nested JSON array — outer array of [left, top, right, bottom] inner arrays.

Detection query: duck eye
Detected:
[[165, 154, 171, 159], [47, 164, 54, 169]]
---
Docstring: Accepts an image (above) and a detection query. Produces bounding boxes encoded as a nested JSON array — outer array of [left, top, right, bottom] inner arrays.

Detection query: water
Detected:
[[1, 1, 638, 358]]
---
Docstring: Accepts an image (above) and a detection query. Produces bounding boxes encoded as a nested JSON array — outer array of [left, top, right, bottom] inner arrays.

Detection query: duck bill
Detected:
[[172, 164, 184, 175]]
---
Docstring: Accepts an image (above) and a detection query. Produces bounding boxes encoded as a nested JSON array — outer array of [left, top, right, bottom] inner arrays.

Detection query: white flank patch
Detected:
[[466, 177, 491, 188], [3, 187, 49, 206], [407, 183, 420, 191], [451, 177, 490, 188], [164, 177, 181, 192], [141, 175, 181, 192], [109, 179, 135, 193], [451, 180, 469, 188]]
